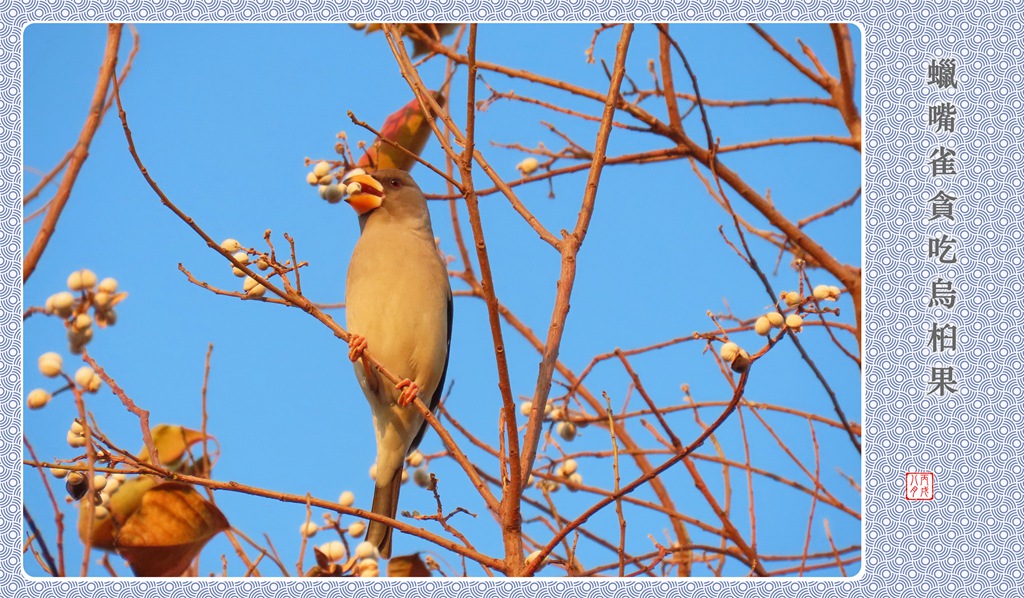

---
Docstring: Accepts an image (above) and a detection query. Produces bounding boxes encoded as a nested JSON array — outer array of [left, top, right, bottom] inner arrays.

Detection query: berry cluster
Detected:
[[220, 238, 269, 298], [43, 269, 124, 355]]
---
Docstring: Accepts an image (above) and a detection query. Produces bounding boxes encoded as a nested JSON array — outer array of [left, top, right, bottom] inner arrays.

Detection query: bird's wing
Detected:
[[410, 290, 452, 452]]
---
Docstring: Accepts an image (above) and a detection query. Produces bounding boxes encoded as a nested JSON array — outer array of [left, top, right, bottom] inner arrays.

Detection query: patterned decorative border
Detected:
[[6, 1, 1023, 596]]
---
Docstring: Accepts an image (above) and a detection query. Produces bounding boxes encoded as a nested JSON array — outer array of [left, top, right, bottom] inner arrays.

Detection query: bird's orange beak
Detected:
[[343, 173, 385, 215]]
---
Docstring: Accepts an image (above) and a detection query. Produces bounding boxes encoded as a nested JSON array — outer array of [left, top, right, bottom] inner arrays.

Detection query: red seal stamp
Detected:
[[905, 472, 934, 500]]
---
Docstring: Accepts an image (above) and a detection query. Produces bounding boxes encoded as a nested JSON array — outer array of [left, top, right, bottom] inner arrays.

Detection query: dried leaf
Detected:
[[137, 424, 210, 469], [79, 475, 159, 551], [115, 482, 229, 577], [387, 553, 432, 578], [356, 92, 446, 172]]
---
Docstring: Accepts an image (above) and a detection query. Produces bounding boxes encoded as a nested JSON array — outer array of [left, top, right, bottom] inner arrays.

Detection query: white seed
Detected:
[[320, 540, 346, 562], [256, 257, 269, 271], [318, 174, 334, 186], [560, 459, 578, 476], [345, 181, 363, 196], [829, 285, 841, 298], [72, 313, 92, 332], [93, 505, 110, 520], [306, 171, 319, 185], [67, 269, 96, 291], [27, 388, 51, 409], [369, 463, 377, 481], [401, 469, 409, 484], [67, 326, 93, 345], [406, 450, 424, 467], [97, 277, 118, 294], [50, 467, 68, 479], [324, 184, 344, 204], [92, 475, 107, 491], [720, 341, 740, 362], [300, 521, 319, 538], [338, 490, 356, 507], [786, 314, 804, 332], [313, 160, 331, 178], [516, 157, 540, 175], [568, 472, 583, 489], [413, 468, 431, 488], [557, 421, 577, 442], [766, 312, 785, 328], [70, 421, 85, 435], [354, 541, 379, 561], [813, 284, 831, 300], [754, 316, 772, 336], [246, 283, 266, 298], [525, 550, 544, 566], [220, 238, 242, 252], [86, 375, 102, 393], [356, 559, 379, 577], [67, 430, 86, 448], [50, 291, 76, 317], [112, 473, 126, 482], [38, 352, 63, 377], [103, 476, 120, 494], [74, 366, 98, 389], [92, 291, 111, 309], [783, 291, 802, 307], [232, 251, 250, 265], [232, 267, 246, 278], [348, 521, 366, 537], [549, 407, 564, 421], [520, 401, 532, 416]]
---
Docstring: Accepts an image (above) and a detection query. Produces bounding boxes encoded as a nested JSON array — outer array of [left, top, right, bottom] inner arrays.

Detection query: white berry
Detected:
[[323, 184, 344, 204], [720, 341, 740, 362], [320, 540, 346, 562], [38, 352, 63, 377], [355, 541, 379, 561], [299, 521, 318, 538], [516, 157, 540, 175], [27, 389, 51, 410], [313, 161, 331, 178], [338, 490, 355, 507], [98, 277, 118, 293], [348, 521, 366, 537], [557, 421, 577, 442], [783, 291, 802, 307]]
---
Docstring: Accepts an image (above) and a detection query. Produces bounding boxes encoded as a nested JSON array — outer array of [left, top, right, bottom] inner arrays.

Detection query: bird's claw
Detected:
[[396, 379, 419, 407], [348, 334, 368, 362]]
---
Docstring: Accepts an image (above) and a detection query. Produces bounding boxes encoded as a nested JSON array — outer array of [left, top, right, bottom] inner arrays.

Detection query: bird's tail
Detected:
[[365, 466, 403, 559]]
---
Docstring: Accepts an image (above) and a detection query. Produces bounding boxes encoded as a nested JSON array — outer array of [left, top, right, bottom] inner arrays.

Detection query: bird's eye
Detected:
[[388, 177, 402, 188]]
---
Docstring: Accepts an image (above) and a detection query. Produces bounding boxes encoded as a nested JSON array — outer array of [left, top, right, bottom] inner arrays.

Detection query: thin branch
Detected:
[[24, 24, 123, 283]]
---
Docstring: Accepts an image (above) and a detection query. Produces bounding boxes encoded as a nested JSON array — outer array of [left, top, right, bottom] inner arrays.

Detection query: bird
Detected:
[[342, 168, 452, 559]]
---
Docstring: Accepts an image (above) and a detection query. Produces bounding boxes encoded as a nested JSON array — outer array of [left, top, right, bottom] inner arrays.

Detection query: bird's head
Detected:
[[342, 168, 422, 217]]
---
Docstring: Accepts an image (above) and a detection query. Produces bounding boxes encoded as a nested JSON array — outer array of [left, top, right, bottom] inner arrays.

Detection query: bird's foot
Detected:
[[348, 334, 368, 362], [395, 379, 420, 406]]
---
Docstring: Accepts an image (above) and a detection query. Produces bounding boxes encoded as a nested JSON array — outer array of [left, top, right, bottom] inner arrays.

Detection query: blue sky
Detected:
[[23, 23, 861, 577]]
